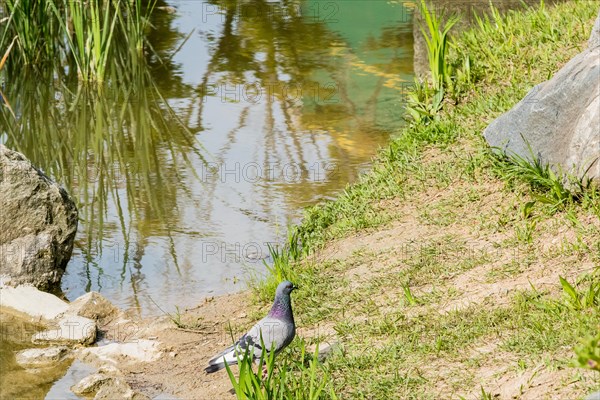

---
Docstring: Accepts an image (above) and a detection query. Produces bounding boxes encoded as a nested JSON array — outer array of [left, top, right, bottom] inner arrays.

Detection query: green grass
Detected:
[[243, 1, 600, 398], [225, 339, 337, 400]]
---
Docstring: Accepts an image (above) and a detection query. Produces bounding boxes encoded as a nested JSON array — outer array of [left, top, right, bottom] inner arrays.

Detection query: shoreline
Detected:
[[2, 1, 599, 399]]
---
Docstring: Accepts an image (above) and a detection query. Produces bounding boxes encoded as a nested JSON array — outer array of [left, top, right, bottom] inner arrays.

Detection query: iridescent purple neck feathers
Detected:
[[268, 295, 294, 322], [267, 280, 297, 322]]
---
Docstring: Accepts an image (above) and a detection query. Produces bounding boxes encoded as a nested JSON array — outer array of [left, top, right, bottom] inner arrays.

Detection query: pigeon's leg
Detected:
[[261, 364, 268, 380]]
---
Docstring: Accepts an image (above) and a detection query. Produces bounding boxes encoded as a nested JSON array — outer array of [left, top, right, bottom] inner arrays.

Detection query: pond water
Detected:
[[1, 0, 414, 317]]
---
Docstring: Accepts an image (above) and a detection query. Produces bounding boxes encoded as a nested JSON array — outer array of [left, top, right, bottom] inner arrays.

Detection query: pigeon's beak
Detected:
[[292, 284, 299, 291]]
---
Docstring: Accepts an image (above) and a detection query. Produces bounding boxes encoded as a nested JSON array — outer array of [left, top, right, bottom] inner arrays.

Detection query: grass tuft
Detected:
[[225, 338, 337, 400]]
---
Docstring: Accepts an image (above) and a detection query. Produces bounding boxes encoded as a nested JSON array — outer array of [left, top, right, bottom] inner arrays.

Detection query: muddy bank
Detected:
[[114, 293, 252, 399], [19, 290, 255, 399]]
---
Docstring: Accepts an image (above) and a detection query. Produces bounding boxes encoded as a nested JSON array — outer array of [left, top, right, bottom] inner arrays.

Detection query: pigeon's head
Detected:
[[269, 281, 298, 319], [276, 280, 298, 297]]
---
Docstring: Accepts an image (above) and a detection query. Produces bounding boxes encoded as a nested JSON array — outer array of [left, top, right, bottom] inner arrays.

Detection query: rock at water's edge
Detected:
[[589, 11, 600, 48], [68, 291, 119, 322], [483, 11, 600, 182], [33, 314, 97, 345], [15, 346, 70, 369], [0, 145, 78, 290], [72, 371, 150, 400], [71, 373, 114, 396], [1, 285, 98, 345], [94, 378, 151, 400], [0, 284, 69, 320], [77, 340, 161, 365]]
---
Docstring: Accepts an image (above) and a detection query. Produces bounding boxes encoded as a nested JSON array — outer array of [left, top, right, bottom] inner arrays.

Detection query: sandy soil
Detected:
[[106, 292, 256, 399]]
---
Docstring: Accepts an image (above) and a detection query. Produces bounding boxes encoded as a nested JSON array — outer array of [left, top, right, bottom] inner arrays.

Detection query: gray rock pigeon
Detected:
[[204, 280, 298, 373]]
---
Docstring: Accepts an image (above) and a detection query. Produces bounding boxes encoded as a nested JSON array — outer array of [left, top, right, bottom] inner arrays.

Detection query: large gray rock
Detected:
[[586, 392, 600, 400], [589, 11, 600, 48], [0, 145, 78, 289], [483, 12, 600, 182]]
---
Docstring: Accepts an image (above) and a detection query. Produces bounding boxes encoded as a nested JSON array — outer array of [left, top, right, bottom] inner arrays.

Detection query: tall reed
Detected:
[[405, 1, 460, 124], [1, 0, 156, 83], [2, 0, 62, 66], [418, 0, 460, 91]]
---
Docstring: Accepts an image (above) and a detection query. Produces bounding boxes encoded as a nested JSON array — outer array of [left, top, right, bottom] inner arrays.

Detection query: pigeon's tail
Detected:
[[204, 362, 226, 374], [205, 346, 238, 374]]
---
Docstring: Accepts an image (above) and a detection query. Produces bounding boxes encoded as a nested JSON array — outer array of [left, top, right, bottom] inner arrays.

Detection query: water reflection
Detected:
[[0, 0, 414, 315], [0, 64, 202, 312]]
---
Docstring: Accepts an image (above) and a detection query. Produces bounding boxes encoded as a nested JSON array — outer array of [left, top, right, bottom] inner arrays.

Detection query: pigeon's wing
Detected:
[[250, 316, 295, 354], [204, 320, 268, 373], [204, 316, 295, 373]]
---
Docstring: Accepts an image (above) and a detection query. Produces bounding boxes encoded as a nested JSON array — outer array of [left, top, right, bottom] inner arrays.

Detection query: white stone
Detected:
[[15, 346, 69, 368], [33, 314, 97, 345], [78, 339, 161, 365], [0, 284, 69, 320], [68, 291, 119, 321], [71, 373, 113, 396]]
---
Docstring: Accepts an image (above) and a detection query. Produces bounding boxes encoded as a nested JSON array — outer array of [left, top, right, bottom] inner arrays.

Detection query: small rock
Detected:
[[98, 365, 120, 375], [33, 314, 97, 345], [78, 340, 161, 365], [71, 373, 113, 396], [68, 292, 119, 322], [15, 346, 69, 368], [93, 377, 149, 400], [317, 342, 341, 363]]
